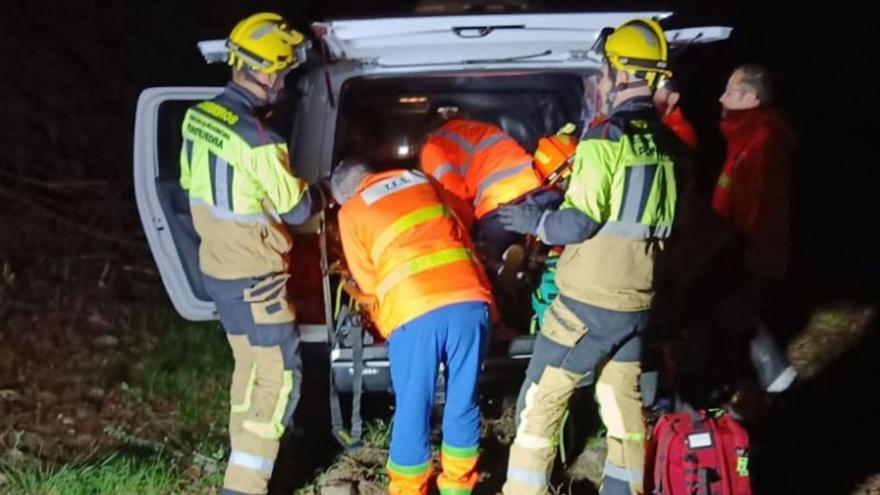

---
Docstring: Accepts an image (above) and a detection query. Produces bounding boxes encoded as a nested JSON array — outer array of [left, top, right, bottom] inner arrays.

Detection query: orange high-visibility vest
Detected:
[[338, 169, 493, 337], [420, 119, 542, 219]]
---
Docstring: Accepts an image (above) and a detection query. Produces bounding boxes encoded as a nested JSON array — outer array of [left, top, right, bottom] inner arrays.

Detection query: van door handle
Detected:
[[453, 26, 492, 38], [452, 24, 524, 38]]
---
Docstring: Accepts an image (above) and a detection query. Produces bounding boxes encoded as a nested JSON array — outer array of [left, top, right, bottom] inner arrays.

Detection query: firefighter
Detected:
[[179, 13, 324, 495], [498, 19, 680, 495], [330, 159, 493, 495]]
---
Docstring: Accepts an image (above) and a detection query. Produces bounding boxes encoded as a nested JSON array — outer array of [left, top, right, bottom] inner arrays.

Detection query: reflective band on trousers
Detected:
[[442, 443, 479, 458], [513, 433, 553, 449], [376, 247, 473, 298], [624, 432, 645, 442], [604, 461, 643, 484], [272, 371, 293, 438], [506, 466, 547, 487], [230, 363, 257, 414], [242, 370, 294, 440], [387, 459, 432, 476], [439, 487, 474, 495], [269, 369, 295, 437], [229, 450, 274, 473], [473, 160, 532, 206], [371, 204, 449, 262]]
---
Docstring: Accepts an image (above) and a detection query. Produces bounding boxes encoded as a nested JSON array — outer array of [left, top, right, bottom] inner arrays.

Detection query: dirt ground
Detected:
[[0, 263, 175, 459]]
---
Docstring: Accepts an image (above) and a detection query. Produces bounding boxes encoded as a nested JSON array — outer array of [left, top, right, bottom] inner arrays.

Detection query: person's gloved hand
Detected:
[[498, 196, 545, 234], [531, 188, 564, 209]]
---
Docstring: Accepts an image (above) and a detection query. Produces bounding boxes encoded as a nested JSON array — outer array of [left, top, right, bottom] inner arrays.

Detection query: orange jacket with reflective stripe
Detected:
[[338, 169, 493, 337], [420, 119, 542, 219]]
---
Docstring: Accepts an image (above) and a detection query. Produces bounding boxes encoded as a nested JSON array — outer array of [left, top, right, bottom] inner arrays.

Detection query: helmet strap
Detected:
[[607, 66, 655, 112], [243, 70, 270, 98], [243, 69, 286, 103], [605, 66, 619, 113], [266, 73, 287, 102], [616, 79, 649, 91]]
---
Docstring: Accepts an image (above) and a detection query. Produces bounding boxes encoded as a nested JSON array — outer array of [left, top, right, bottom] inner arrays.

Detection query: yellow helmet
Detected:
[[602, 18, 672, 87], [227, 12, 307, 73]]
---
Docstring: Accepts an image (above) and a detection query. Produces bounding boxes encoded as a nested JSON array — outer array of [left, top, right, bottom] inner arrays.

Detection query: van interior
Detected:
[[333, 71, 591, 169]]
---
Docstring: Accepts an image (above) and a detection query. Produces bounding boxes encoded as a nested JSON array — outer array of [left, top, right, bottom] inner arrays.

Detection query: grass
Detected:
[[362, 419, 392, 450], [138, 315, 232, 430], [0, 452, 221, 495], [0, 311, 230, 494]]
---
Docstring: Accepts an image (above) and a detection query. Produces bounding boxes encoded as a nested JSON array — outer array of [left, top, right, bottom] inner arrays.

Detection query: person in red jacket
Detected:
[[714, 64, 795, 283], [713, 64, 798, 400]]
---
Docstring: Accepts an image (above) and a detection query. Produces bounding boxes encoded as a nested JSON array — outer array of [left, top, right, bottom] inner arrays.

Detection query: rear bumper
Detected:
[[330, 335, 535, 393]]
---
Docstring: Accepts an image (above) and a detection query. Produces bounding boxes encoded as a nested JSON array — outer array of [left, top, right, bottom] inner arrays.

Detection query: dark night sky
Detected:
[[0, 1, 874, 285]]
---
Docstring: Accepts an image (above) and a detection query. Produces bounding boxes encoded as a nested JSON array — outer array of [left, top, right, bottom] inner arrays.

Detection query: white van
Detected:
[[133, 11, 729, 397]]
